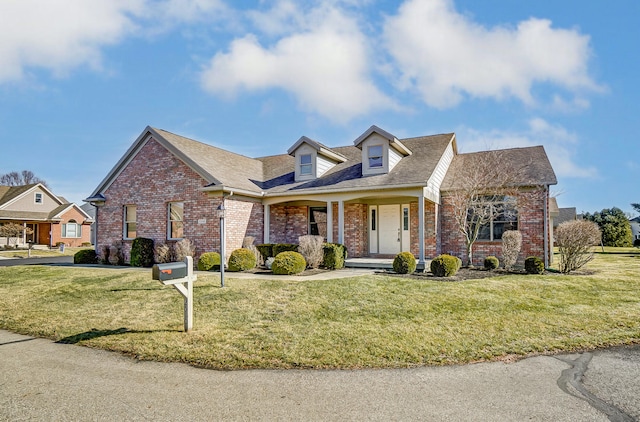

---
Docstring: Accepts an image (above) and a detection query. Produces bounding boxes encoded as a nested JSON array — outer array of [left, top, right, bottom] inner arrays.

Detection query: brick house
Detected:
[[86, 125, 557, 267], [0, 183, 93, 247]]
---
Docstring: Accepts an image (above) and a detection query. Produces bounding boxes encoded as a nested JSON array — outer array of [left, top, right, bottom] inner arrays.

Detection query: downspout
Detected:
[[543, 186, 549, 268]]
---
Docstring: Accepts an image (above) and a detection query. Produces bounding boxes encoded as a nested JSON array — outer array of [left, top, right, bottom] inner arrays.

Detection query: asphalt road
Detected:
[[0, 255, 73, 266], [1, 330, 638, 421]]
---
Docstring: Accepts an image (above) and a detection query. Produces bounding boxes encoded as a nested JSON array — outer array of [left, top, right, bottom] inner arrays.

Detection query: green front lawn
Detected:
[[0, 246, 91, 258], [0, 249, 638, 369]]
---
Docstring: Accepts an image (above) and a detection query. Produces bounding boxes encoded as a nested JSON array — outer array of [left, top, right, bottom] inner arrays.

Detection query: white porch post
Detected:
[[326, 201, 333, 243], [22, 222, 27, 245], [263, 204, 270, 244], [418, 193, 425, 266], [338, 200, 344, 244]]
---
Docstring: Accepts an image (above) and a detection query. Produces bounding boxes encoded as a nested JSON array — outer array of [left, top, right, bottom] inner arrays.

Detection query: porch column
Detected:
[[418, 193, 425, 266], [338, 200, 344, 244], [263, 204, 270, 244], [326, 201, 333, 243], [22, 222, 27, 244]]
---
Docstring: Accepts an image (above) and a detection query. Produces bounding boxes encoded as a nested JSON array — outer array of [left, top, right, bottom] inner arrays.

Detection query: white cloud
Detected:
[[200, 3, 393, 123], [0, 0, 147, 82], [458, 118, 597, 179], [383, 0, 599, 108]]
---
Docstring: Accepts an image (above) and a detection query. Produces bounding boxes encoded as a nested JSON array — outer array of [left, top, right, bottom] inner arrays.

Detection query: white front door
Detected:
[[378, 204, 401, 254]]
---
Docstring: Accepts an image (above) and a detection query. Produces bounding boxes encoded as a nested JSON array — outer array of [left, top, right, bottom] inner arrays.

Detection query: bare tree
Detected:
[[556, 220, 601, 274], [0, 170, 49, 188], [0, 223, 33, 247], [445, 149, 538, 267]]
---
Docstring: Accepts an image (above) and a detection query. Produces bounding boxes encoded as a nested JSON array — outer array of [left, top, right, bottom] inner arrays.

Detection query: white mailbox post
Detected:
[[152, 256, 197, 332]]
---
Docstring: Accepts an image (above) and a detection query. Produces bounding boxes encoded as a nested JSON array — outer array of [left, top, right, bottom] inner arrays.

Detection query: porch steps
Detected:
[[345, 258, 428, 271]]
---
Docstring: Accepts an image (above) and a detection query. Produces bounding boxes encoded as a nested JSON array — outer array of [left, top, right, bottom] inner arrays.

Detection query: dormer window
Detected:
[[300, 154, 312, 175], [368, 145, 383, 168]]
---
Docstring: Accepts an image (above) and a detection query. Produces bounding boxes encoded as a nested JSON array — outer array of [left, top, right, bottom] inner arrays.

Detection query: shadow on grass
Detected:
[[56, 327, 178, 344]]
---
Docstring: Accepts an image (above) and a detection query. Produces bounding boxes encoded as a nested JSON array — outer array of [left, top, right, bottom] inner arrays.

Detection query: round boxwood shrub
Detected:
[[393, 251, 417, 274], [525, 256, 545, 274], [74, 249, 97, 264], [484, 256, 499, 270], [130, 237, 155, 267], [227, 248, 256, 272], [430, 254, 460, 277], [197, 252, 221, 271], [272, 251, 306, 275]]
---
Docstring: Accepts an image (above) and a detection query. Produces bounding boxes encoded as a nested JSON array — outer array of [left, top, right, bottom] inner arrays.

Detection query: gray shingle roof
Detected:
[[0, 184, 38, 207], [441, 146, 557, 191]]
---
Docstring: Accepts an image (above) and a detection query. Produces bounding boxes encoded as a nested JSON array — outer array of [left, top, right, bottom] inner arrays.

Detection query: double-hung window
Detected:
[[34, 193, 43, 204], [368, 145, 383, 168], [168, 202, 184, 240], [124, 205, 137, 239], [300, 154, 312, 176], [474, 196, 518, 241]]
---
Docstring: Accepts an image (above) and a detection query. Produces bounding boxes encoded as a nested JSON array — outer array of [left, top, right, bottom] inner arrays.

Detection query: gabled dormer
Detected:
[[354, 125, 412, 176], [287, 136, 347, 182]]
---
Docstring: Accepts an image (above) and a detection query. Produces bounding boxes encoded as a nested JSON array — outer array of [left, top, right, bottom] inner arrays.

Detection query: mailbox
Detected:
[[152, 262, 188, 282]]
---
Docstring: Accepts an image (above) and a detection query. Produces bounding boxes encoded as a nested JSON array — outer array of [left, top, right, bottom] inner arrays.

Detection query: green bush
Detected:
[[484, 256, 499, 270], [130, 237, 154, 267], [197, 252, 221, 271], [430, 254, 460, 277], [273, 243, 298, 256], [322, 243, 347, 269], [256, 244, 274, 260], [227, 248, 257, 272], [272, 251, 306, 275], [525, 256, 545, 274], [73, 249, 97, 264], [393, 252, 417, 274]]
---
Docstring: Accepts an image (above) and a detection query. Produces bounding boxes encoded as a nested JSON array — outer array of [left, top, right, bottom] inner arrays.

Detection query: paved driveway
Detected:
[[0, 255, 73, 266], [1, 330, 638, 421]]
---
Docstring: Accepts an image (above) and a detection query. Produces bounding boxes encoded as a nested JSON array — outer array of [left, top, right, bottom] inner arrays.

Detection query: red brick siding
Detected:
[[343, 203, 368, 257], [53, 207, 92, 247], [409, 201, 438, 258], [269, 205, 308, 244], [440, 189, 549, 266], [97, 138, 263, 263]]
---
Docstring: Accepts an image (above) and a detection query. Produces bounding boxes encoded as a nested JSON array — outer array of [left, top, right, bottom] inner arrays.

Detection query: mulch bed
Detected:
[[376, 267, 547, 282]]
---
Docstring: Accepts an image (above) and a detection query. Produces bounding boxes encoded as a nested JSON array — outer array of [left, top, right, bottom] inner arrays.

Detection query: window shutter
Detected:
[[77, 224, 82, 238], [62, 224, 67, 237]]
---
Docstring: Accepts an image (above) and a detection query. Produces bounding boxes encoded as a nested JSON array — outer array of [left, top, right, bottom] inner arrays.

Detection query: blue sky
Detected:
[[0, 0, 638, 215]]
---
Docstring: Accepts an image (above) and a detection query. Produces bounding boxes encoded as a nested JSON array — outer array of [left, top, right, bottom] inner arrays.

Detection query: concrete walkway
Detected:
[[2, 330, 638, 421]]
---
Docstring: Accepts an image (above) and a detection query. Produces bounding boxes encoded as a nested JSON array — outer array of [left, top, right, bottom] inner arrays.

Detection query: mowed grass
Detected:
[[0, 249, 639, 370]]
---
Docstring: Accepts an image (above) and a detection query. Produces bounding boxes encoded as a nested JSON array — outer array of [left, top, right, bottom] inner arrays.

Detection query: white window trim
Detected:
[[62, 220, 82, 238], [300, 153, 313, 176], [34, 192, 43, 204], [368, 145, 384, 168]]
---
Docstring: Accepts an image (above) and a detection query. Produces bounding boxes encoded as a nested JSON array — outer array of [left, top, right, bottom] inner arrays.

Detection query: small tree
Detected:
[[501, 230, 522, 271], [0, 223, 33, 247], [583, 207, 632, 247], [298, 235, 324, 269], [555, 220, 601, 274], [446, 149, 535, 266]]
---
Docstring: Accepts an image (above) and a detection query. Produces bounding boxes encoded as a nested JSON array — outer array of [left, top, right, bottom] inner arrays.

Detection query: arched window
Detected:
[[62, 219, 82, 238]]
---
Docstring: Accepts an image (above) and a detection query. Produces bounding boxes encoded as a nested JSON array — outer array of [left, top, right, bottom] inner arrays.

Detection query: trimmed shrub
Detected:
[[430, 254, 460, 277], [197, 252, 221, 271], [272, 251, 306, 275], [273, 243, 298, 256], [298, 235, 324, 269], [484, 256, 499, 270], [81, 242, 92, 247], [323, 243, 347, 269], [393, 252, 417, 274], [227, 248, 257, 272], [455, 256, 463, 271], [130, 237, 154, 267], [501, 230, 522, 271], [74, 249, 97, 264], [109, 242, 125, 266], [256, 244, 274, 260], [525, 256, 545, 274], [174, 238, 196, 262]]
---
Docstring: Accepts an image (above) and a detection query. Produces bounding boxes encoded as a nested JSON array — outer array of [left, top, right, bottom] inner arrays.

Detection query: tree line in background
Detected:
[[583, 205, 638, 247], [0, 170, 49, 188]]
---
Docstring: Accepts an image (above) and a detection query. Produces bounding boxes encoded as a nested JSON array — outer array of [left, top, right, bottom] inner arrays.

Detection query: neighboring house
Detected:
[[80, 202, 96, 245], [630, 216, 640, 244], [86, 125, 557, 266], [0, 183, 93, 247]]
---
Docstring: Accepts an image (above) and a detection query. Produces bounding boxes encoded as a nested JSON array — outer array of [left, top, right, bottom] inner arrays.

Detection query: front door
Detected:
[[378, 205, 401, 254]]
